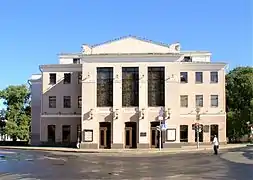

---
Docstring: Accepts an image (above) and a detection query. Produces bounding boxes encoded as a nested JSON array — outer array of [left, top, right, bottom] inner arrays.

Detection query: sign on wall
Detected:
[[83, 129, 93, 142], [166, 128, 176, 142]]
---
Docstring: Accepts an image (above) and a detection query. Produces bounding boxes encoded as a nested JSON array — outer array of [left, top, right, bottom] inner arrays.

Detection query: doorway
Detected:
[[210, 124, 219, 141], [47, 125, 56, 143], [62, 125, 71, 145], [125, 122, 137, 148], [150, 121, 164, 148], [99, 122, 111, 149]]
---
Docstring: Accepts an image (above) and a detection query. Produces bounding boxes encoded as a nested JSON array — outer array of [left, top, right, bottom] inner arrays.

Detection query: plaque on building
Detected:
[[140, 132, 147, 137], [166, 128, 176, 142], [83, 129, 93, 142]]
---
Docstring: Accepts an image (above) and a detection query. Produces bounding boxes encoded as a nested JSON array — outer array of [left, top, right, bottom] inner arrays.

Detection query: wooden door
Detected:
[[99, 127, 107, 148], [125, 127, 133, 148], [151, 127, 158, 148]]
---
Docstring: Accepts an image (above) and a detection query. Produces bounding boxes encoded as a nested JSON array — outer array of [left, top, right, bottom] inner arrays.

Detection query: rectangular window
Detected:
[[195, 95, 203, 107], [47, 125, 56, 143], [210, 72, 218, 83], [148, 67, 165, 106], [180, 95, 188, 107], [122, 67, 139, 107], [211, 95, 218, 107], [63, 96, 71, 108], [62, 125, 71, 143], [78, 72, 82, 84], [73, 58, 80, 64], [49, 96, 56, 108], [195, 72, 203, 83], [64, 73, 71, 84], [180, 125, 188, 142], [180, 72, 188, 83], [78, 96, 82, 108], [97, 67, 113, 107], [49, 73, 56, 84]]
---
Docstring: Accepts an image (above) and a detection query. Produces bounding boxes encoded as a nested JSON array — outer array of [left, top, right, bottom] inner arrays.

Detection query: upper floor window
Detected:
[[49, 73, 56, 84], [78, 72, 82, 84], [180, 95, 188, 107], [73, 58, 80, 64], [195, 95, 203, 107], [210, 72, 218, 83], [180, 72, 188, 83], [182, 56, 192, 62], [211, 95, 218, 107], [64, 73, 71, 84], [49, 96, 56, 108], [78, 96, 82, 108], [63, 96, 71, 108], [148, 67, 165, 106], [97, 67, 113, 107], [195, 72, 203, 83], [122, 67, 139, 107]]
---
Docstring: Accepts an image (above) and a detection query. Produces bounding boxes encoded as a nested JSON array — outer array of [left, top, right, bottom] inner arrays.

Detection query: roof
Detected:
[[89, 35, 172, 48]]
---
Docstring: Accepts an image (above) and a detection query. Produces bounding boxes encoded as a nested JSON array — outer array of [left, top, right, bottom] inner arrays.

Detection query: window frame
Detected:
[[49, 73, 56, 84], [210, 95, 219, 107], [96, 67, 113, 107], [63, 96, 71, 108], [49, 96, 56, 108], [195, 72, 203, 83], [180, 95, 188, 108], [210, 71, 218, 83], [78, 96, 82, 108], [122, 67, 139, 107], [180, 72, 188, 83], [180, 125, 188, 142], [73, 58, 81, 64], [78, 72, 82, 84], [195, 95, 203, 107], [148, 67, 165, 107], [63, 73, 71, 84]]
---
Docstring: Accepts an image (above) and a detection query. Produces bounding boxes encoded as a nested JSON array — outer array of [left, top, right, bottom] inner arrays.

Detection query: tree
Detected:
[[0, 85, 31, 141], [226, 66, 253, 142]]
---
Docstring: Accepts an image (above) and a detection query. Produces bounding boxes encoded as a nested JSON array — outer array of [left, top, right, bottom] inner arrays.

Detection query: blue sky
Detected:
[[0, 0, 252, 92]]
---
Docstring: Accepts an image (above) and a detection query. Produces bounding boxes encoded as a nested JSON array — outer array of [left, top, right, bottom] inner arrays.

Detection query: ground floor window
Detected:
[[195, 124, 203, 142], [210, 124, 219, 141], [180, 125, 188, 142], [47, 125, 55, 143], [62, 125, 71, 143], [77, 124, 81, 142]]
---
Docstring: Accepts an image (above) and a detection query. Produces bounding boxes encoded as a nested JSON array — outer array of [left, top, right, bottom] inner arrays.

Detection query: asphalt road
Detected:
[[0, 147, 252, 179]]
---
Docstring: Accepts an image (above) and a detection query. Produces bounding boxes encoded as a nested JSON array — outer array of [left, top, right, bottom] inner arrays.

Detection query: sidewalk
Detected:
[[0, 144, 248, 154]]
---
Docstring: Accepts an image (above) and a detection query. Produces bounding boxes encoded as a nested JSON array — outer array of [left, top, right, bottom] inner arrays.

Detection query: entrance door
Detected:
[[99, 127, 107, 148], [151, 127, 158, 148], [125, 127, 133, 148], [99, 122, 111, 149]]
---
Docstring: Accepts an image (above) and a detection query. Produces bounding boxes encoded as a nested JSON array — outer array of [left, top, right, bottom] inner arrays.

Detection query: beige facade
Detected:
[[29, 36, 227, 148]]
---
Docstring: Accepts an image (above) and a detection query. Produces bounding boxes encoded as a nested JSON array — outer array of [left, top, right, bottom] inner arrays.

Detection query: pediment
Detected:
[[82, 36, 180, 55]]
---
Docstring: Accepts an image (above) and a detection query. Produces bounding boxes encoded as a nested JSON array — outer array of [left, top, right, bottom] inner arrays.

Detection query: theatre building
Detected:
[[28, 36, 227, 148]]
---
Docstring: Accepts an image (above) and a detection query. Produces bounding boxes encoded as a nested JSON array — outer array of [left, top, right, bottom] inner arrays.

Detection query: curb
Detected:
[[0, 145, 248, 155]]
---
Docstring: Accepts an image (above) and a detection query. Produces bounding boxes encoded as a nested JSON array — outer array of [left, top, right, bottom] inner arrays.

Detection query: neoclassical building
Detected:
[[29, 36, 227, 149]]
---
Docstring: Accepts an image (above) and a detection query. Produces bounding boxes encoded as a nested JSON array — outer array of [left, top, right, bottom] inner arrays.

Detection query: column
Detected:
[[112, 65, 124, 148], [138, 64, 149, 148]]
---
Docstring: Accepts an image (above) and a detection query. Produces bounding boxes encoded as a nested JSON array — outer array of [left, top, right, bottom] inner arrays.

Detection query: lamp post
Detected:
[[196, 107, 201, 149]]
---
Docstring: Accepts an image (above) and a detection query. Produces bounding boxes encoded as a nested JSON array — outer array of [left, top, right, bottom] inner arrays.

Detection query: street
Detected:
[[0, 146, 252, 179]]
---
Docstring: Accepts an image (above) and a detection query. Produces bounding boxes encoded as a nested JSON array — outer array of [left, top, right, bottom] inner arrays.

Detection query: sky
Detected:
[[0, 0, 252, 92]]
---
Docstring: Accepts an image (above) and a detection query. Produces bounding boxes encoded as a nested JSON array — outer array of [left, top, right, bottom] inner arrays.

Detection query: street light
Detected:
[[196, 107, 201, 149]]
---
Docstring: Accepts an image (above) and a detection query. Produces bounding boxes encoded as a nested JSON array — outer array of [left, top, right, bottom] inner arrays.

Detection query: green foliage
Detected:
[[0, 85, 31, 141], [226, 66, 253, 141]]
